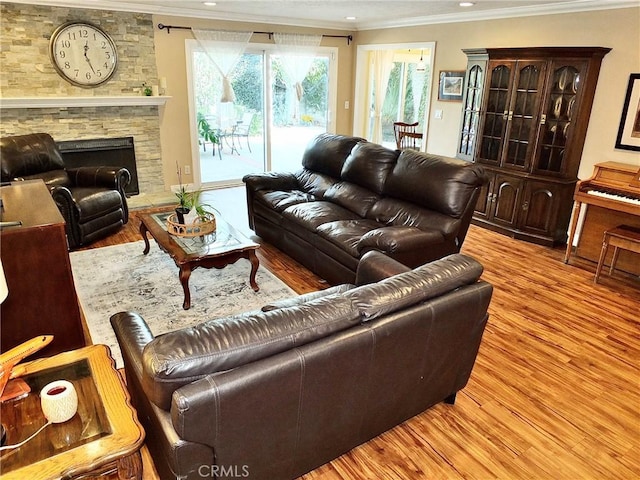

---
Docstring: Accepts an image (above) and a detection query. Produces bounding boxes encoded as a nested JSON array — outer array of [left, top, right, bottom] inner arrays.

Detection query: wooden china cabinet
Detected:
[[457, 47, 611, 246]]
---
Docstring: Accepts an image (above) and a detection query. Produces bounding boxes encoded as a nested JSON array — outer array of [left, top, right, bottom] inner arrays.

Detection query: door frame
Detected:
[[353, 41, 436, 151]]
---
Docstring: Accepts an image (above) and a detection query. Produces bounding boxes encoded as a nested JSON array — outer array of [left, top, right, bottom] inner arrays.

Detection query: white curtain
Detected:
[[273, 33, 322, 121], [411, 67, 426, 123], [192, 29, 252, 103], [370, 50, 395, 143]]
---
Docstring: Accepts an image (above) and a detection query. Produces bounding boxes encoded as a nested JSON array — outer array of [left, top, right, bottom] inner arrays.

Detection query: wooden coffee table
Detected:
[[139, 210, 260, 310], [0, 345, 145, 479]]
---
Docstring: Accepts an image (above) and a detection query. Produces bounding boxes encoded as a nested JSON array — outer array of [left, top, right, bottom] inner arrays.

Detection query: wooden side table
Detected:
[[0, 345, 145, 479], [594, 225, 640, 284]]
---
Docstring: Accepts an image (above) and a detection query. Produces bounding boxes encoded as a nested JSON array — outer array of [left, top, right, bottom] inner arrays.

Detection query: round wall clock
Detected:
[[49, 21, 118, 88]]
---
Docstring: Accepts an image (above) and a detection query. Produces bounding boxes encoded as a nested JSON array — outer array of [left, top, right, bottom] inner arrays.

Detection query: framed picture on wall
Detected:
[[438, 71, 465, 101], [615, 73, 640, 151]]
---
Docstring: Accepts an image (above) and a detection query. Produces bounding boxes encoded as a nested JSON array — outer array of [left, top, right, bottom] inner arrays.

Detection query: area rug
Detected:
[[70, 240, 296, 368]]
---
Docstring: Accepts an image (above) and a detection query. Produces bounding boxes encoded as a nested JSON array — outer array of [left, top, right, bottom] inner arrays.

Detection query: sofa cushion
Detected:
[[295, 169, 340, 197], [341, 142, 399, 194], [368, 197, 460, 238], [142, 294, 361, 409], [324, 181, 380, 217], [282, 201, 360, 231], [384, 150, 486, 217], [345, 253, 484, 321], [262, 284, 355, 311], [317, 219, 383, 257], [301, 134, 364, 178]]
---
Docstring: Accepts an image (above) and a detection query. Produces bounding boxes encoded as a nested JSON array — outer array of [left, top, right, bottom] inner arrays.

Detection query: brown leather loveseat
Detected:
[[111, 251, 493, 480], [243, 134, 487, 285]]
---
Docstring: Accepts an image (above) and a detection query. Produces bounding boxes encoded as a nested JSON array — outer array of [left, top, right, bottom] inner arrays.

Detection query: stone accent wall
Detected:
[[0, 2, 164, 194]]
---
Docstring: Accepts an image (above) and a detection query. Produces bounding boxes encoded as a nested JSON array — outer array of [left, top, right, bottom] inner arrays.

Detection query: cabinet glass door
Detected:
[[478, 61, 514, 166], [535, 61, 586, 175], [458, 63, 485, 161], [503, 61, 546, 170]]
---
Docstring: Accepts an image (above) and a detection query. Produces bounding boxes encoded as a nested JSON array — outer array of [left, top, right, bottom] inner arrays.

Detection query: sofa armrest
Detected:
[[110, 311, 155, 373], [358, 226, 445, 254], [67, 166, 131, 191], [355, 251, 411, 286], [243, 171, 299, 191]]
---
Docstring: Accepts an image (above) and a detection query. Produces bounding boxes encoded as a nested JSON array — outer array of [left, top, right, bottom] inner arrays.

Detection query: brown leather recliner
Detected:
[[0, 133, 130, 248]]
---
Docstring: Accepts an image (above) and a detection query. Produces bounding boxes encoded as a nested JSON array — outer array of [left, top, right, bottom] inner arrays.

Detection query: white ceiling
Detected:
[[8, 0, 638, 30]]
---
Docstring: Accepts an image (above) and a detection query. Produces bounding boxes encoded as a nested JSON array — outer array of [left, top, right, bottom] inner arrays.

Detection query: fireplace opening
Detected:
[[56, 137, 139, 195]]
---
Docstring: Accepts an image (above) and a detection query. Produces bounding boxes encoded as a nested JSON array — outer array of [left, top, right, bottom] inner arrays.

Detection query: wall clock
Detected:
[[49, 21, 118, 88]]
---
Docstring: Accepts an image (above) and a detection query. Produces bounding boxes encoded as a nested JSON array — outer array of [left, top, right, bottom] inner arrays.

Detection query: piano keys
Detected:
[[564, 161, 640, 276]]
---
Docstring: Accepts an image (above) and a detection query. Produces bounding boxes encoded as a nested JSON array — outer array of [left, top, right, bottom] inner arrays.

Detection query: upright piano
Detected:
[[564, 161, 640, 275]]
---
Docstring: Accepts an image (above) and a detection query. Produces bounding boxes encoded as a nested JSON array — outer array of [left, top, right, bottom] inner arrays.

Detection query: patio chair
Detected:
[[232, 112, 255, 153]]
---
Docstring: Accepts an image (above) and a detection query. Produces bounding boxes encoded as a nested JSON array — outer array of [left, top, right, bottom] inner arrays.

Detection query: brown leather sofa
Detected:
[[0, 132, 130, 248], [111, 251, 493, 480], [243, 134, 487, 285]]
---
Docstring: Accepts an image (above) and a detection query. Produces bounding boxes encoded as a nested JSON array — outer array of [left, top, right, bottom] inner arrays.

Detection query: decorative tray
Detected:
[[166, 213, 216, 237]]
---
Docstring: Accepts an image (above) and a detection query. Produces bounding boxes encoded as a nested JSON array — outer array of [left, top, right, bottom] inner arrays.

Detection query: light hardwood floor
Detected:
[[86, 191, 639, 480]]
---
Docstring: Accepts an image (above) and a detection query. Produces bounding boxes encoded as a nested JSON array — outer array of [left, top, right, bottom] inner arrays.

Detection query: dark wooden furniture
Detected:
[[393, 121, 422, 150], [0, 180, 84, 358], [594, 225, 640, 283], [0, 345, 145, 479], [457, 47, 611, 246], [138, 210, 260, 310], [564, 161, 640, 275]]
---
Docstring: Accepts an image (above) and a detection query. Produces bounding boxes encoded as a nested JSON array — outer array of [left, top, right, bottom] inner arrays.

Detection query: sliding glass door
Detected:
[[187, 40, 337, 189]]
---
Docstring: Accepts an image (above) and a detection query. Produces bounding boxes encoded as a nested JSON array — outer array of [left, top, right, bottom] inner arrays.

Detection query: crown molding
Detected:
[[356, 0, 640, 30], [5, 0, 639, 31]]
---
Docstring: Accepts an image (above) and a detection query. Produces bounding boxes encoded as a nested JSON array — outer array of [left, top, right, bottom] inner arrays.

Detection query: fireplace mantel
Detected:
[[0, 96, 171, 109]]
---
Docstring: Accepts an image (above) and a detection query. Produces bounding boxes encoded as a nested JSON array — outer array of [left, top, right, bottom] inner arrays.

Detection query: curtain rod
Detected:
[[156, 23, 353, 44]]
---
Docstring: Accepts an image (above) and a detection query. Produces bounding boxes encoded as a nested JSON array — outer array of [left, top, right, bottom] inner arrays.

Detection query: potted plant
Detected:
[[174, 165, 192, 224], [174, 164, 215, 225]]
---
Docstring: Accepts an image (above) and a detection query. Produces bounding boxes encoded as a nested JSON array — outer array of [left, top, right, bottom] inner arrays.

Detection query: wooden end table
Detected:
[[0, 345, 145, 479], [138, 210, 261, 310]]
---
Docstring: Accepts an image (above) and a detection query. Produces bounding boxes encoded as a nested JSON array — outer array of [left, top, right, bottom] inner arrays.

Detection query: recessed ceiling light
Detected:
[[345, 16, 357, 20], [459, 2, 475, 6], [203, 2, 217, 6]]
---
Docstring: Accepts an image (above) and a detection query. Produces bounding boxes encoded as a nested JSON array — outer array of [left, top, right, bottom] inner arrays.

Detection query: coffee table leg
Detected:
[[179, 265, 192, 310], [248, 251, 260, 292], [116, 450, 143, 480], [140, 221, 150, 255]]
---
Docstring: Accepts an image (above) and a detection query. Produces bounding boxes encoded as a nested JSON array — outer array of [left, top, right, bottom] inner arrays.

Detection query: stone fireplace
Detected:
[[0, 4, 166, 197], [0, 105, 165, 195]]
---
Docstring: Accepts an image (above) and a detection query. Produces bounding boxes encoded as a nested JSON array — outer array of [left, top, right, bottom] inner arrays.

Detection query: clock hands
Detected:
[[84, 41, 96, 74]]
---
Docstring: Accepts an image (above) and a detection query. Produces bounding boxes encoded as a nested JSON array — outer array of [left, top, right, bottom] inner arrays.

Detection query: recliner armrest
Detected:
[[358, 226, 445, 254], [67, 166, 131, 191], [243, 171, 299, 191]]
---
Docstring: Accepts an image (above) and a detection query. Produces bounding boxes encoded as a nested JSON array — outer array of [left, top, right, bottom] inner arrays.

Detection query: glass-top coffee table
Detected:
[[138, 210, 261, 310], [0, 345, 144, 479]]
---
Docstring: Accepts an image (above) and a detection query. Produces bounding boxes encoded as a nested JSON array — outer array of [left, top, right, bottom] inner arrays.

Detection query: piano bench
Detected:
[[594, 225, 640, 284]]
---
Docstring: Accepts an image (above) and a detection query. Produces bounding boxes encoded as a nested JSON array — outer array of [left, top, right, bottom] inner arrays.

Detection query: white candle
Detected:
[[160, 77, 167, 89]]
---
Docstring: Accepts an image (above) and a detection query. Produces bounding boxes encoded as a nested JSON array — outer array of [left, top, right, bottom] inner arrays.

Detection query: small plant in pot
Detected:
[[174, 165, 192, 224], [174, 164, 215, 225]]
